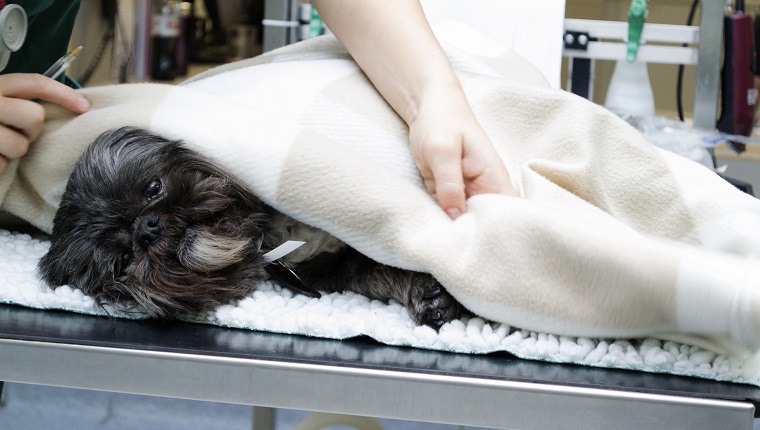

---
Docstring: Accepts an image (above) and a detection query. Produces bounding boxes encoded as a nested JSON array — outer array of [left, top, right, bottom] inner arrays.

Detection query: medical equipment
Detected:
[[717, 0, 756, 137], [42, 45, 82, 80], [626, 0, 647, 62], [564, 0, 724, 131], [0, 2, 26, 72], [603, 0, 655, 116]]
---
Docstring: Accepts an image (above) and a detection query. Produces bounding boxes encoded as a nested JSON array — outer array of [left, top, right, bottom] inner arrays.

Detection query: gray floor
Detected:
[[0, 382, 483, 430]]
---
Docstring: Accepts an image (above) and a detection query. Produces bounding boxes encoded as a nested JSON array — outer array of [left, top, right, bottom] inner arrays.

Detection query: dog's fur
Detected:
[[38, 127, 462, 327]]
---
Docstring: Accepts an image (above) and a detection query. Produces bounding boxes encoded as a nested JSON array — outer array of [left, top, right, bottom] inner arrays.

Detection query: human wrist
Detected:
[[403, 79, 472, 126]]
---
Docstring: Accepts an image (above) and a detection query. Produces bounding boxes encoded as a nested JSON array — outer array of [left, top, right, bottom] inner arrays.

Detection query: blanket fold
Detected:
[[2, 24, 760, 382]]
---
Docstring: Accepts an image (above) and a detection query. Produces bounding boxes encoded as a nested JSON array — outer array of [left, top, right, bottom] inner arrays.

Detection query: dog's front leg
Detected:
[[291, 246, 463, 327]]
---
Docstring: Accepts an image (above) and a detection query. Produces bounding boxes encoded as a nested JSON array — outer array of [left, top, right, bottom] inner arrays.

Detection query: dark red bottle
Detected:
[[150, 0, 180, 80]]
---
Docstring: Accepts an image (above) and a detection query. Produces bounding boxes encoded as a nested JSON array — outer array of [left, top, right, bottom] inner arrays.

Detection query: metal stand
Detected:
[[253, 406, 275, 430], [563, 0, 725, 130], [262, 0, 300, 52]]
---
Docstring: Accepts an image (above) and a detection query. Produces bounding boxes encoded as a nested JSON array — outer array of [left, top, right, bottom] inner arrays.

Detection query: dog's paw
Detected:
[[408, 278, 462, 328]]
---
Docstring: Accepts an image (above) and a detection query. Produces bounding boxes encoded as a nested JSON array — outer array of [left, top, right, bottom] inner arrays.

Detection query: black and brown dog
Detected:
[[38, 127, 462, 327]]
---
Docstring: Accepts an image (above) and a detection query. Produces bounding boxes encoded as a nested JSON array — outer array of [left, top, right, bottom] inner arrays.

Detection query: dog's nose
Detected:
[[136, 214, 163, 250]]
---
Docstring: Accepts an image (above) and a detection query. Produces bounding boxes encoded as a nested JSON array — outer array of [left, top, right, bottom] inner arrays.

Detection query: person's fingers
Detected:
[[0, 123, 31, 159], [0, 90, 35, 161], [0, 155, 8, 174], [0, 74, 90, 115], [424, 139, 467, 220], [0, 95, 45, 142], [437, 181, 466, 220], [409, 103, 515, 219], [0, 74, 90, 158], [460, 131, 516, 198]]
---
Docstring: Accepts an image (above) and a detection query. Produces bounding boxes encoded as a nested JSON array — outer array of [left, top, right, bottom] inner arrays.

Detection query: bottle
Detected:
[[174, 2, 193, 76], [717, 0, 755, 137], [604, 59, 656, 117], [150, 0, 180, 81]]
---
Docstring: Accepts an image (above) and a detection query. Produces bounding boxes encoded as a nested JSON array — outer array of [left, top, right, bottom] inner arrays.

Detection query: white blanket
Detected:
[[2, 230, 759, 385], [3, 25, 760, 385]]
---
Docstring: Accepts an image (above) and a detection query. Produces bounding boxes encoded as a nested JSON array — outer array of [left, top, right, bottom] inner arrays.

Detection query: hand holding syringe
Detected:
[[0, 46, 90, 174]]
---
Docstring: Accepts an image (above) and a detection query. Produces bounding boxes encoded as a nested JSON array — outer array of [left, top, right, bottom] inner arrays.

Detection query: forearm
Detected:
[[313, 1, 516, 216], [312, 0, 464, 125]]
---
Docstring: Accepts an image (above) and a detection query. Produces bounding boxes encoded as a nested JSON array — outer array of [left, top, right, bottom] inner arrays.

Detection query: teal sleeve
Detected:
[[4, 0, 82, 88]]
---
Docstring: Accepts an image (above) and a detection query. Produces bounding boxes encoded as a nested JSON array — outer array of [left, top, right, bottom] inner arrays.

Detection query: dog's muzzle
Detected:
[[136, 214, 164, 250]]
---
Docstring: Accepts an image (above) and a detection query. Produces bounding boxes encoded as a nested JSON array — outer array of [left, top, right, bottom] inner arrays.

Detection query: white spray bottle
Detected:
[[604, 0, 655, 116]]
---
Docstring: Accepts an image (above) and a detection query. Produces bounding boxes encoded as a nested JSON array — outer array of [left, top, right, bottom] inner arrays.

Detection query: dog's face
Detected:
[[38, 127, 270, 318]]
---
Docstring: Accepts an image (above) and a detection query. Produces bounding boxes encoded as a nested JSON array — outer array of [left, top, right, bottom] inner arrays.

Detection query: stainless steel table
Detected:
[[0, 303, 758, 429]]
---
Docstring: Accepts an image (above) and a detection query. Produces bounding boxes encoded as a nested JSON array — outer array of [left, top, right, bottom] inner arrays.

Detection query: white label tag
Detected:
[[263, 241, 306, 262], [152, 15, 180, 37]]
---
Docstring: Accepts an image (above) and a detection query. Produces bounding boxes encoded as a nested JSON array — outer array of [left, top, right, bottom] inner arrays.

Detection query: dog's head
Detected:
[[38, 127, 270, 318]]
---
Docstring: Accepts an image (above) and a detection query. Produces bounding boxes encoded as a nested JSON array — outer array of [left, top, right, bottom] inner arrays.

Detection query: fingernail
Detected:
[[446, 208, 462, 220], [78, 96, 91, 111]]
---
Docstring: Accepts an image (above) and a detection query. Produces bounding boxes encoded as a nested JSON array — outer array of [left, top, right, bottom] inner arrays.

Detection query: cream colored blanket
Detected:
[[3, 25, 760, 362]]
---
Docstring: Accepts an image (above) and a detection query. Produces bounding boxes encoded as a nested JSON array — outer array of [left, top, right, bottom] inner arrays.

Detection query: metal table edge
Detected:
[[0, 337, 754, 429]]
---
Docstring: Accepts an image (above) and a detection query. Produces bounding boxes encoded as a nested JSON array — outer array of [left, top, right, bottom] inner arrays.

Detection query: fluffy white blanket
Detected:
[[2, 230, 759, 385], [3, 25, 760, 385]]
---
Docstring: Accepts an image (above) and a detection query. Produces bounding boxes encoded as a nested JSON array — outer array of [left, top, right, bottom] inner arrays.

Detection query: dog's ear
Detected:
[[38, 194, 81, 287], [37, 238, 87, 288], [37, 246, 68, 287], [168, 144, 267, 213], [37, 228, 101, 290]]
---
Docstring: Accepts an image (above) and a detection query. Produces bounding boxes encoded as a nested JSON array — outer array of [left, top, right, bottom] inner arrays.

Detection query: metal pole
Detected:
[[693, 0, 725, 130]]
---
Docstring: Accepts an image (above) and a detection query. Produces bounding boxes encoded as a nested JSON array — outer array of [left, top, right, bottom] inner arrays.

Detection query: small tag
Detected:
[[262, 240, 306, 262], [265, 261, 321, 298]]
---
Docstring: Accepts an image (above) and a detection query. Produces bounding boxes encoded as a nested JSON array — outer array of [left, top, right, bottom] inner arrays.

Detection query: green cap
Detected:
[[627, 0, 647, 62]]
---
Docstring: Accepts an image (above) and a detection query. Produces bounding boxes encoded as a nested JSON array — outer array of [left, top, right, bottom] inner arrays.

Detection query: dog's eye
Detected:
[[145, 179, 162, 200]]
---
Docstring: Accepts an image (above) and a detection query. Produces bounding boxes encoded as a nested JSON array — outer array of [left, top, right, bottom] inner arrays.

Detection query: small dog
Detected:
[[38, 127, 462, 327]]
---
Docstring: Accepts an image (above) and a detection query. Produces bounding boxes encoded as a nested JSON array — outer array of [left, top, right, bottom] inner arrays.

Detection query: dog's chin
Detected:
[[112, 223, 267, 319], [48, 202, 270, 319]]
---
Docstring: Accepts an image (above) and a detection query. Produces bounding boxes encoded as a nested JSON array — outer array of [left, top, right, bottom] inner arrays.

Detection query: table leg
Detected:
[[253, 405, 275, 430]]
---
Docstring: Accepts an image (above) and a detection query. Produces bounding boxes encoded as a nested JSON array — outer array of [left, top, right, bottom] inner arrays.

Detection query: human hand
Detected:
[[408, 88, 517, 220], [313, 0, 515, 219], [0, 73, 90, 173]]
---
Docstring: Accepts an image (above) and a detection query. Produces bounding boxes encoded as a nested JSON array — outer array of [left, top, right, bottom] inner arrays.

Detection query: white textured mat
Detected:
[[3, 229, 758, 387]]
